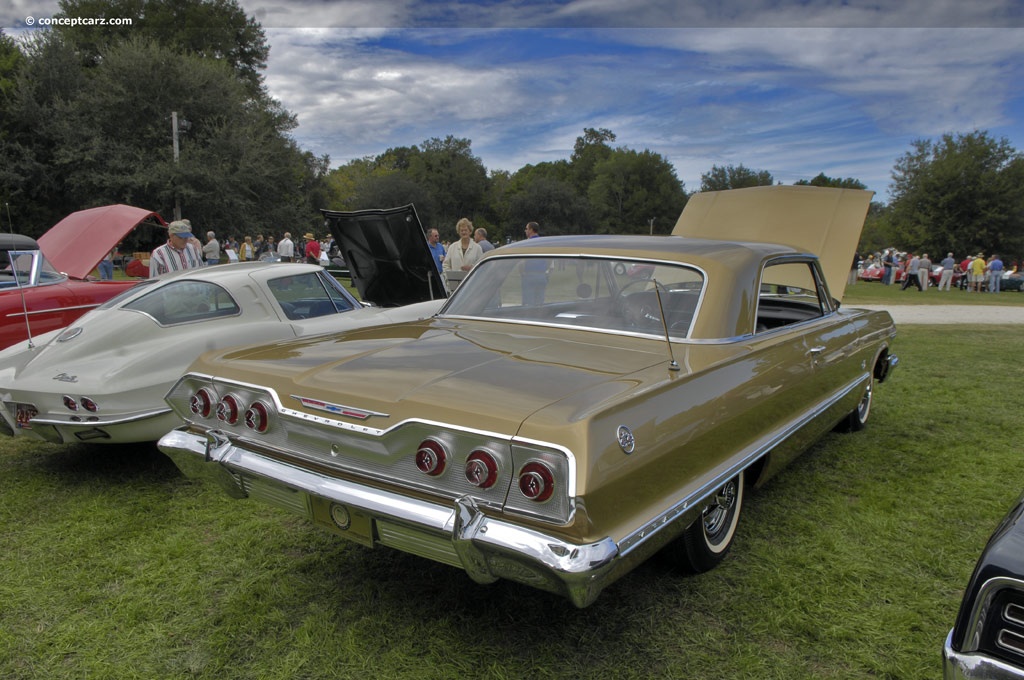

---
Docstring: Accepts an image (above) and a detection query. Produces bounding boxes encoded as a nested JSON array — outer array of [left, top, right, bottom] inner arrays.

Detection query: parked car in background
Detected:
[[944, 492, 1024, 679], [158, 186, 898, 607], [1000, 271, 1024, 292], [0, 205, 164, 350], [0, 209, 448, 444]]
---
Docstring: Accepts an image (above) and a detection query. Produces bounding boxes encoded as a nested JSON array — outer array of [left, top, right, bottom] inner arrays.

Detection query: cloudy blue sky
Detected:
[[5, 1, 1024, 200]]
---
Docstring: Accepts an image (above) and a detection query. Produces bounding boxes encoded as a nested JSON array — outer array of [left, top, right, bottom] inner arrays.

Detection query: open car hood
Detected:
[[38, 205, 166, 280], [321, 204, 447, 307], [672, 185, 873, 302]]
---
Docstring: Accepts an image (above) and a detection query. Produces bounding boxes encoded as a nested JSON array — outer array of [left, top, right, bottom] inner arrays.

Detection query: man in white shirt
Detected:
[[277, 232, 295, 262]]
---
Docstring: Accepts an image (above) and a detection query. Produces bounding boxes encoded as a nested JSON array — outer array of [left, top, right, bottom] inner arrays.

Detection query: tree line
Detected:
[[0, 0, 1021, 258]]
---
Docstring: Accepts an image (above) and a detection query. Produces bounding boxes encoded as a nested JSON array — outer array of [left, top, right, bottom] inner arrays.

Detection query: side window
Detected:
[[124, 280, 240, 325], [268, 271, 351, 320], [756, 261, 826, 333]]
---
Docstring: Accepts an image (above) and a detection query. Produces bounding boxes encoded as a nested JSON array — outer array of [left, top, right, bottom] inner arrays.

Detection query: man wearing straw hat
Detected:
[[303, 232, 321, 265]]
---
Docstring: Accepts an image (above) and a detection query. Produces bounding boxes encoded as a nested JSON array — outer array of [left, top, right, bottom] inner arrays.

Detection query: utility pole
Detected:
[[649, 217, 655, 235], [171, 111, 181, 221]]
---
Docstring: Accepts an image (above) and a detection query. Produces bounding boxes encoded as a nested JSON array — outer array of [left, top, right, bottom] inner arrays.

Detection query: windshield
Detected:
[[0, 250, 68, 288], [442, 255, 704, 338]]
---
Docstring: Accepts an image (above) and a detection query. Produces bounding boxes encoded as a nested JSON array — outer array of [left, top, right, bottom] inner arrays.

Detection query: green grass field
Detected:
[[0, 324, 1020, 679]]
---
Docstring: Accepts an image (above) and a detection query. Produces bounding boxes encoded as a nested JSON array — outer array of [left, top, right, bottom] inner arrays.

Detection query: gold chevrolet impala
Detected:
[[158, 186, 898, 607]]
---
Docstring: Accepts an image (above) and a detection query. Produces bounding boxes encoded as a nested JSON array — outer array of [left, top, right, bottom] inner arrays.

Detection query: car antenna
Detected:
[[652, 279, 680, 372], [4, 202, 35, 349]]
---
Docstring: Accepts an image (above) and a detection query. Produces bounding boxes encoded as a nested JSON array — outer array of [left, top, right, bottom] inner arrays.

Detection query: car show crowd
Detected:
[[854, 248, 1018, 293]]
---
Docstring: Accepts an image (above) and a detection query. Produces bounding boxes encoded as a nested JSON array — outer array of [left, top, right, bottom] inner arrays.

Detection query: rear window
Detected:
[[124, 280, 240, 325]]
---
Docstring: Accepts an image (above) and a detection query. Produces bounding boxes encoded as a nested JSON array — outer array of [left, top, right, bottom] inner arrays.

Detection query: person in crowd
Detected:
[[98, 247, 116, 280], [918, 253, 932, 290], [901, 252, 922, 291], [277, 232, 295, 263], [239, 235, 255, 261], [938, 252, 956, 291], [203, 231, 220, 266], [443, 218, 484, 291], [959, 254, 974, 290], [969, 253, 987, 292], [426, 228, 445, 274], [253, 234, 267, 259], [882, 249, 895, 285], [264, 235, 276, 260], [303, 232, 321, 265], [474, 227, 495, 253], [521, 222, 548, 305], [988, 253, 1004, 293], [150, 219, 205, 277]]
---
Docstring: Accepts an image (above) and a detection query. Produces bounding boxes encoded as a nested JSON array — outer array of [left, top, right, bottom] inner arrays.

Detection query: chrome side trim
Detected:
[[616, 371, 868, 556], [5, 302, 100, 319]]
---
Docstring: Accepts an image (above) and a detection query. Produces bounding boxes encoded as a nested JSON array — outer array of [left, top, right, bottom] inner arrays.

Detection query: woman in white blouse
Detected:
[[443, 217, 484, 290]]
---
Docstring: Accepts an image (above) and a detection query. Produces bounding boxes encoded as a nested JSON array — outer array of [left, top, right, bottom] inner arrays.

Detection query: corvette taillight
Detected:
[[62, 395, 78, 412], [216, 394, 242, 425], [80, 397, 99, 412], [518, 461, 554, 502], [244, 401, 271, 433], [465, 450, 499, 488], [415, 439, 447, 476], [189, 388, 215, 418]]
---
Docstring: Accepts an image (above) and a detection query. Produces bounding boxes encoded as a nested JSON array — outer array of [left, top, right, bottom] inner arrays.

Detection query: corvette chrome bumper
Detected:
[[158, 427, 625, 607]]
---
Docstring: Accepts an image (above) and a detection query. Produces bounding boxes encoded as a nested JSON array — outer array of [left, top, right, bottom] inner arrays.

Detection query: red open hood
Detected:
[[37, 205, 166, 279]]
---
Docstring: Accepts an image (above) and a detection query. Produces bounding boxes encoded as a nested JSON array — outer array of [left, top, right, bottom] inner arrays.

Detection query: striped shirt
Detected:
[[149, 241, 206, 277]]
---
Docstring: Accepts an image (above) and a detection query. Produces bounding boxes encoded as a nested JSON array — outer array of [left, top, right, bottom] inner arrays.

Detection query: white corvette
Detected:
[[0, 205, 446, 444]]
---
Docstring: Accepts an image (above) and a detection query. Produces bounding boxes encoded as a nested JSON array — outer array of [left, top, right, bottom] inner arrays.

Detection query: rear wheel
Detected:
[[675, 471, 744, 573], [836, 376, 872, 432]]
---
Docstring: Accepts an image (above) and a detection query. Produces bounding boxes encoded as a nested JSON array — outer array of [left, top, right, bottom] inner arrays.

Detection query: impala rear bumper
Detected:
[[158, 427, 624, 607]]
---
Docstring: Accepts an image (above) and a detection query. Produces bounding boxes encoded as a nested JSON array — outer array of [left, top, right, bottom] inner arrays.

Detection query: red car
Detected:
[[0, 205, 165, 350]]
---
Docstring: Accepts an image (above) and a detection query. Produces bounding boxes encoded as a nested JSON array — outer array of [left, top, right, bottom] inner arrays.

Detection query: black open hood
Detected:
[[321, 204, 447, 307]]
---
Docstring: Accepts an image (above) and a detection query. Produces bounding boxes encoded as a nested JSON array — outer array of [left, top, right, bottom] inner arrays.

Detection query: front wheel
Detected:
[[674, 471, 744, 573]]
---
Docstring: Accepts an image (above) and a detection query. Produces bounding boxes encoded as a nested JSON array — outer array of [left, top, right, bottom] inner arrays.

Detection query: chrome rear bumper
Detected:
[[158, 427, 622, 607]]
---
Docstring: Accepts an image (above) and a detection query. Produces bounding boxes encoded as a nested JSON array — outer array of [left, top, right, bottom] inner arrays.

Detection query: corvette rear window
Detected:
[[124, 280, 240, 325]]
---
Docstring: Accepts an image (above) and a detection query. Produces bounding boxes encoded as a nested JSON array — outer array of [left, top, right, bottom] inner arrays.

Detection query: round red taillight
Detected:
[[518, 461, 555, 502], [415, 439, 447, 476], [190, 388, 215, 418], [244, 401, 271, 433], [62, 395, 78, 412], [80, 397, 99, 413], [216, 394, 241, 424], [465, 450, 499, 489]]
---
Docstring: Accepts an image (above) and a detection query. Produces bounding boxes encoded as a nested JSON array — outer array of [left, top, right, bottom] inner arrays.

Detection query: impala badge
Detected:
[[617, 425, 635, 454], [53, 373, 78, 383], [292, 395, 388, 420]]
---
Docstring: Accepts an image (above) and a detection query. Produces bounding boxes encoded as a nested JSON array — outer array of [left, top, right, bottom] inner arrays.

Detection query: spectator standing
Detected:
[[443, 218, 484, 291], [882, 249, 895, 285], [150, 220, 205, 277], [277, 232, 295, 262], [918, 253, 932, 290], [521, 222, 548, 305], [988, 254, 1004, 293], [239, 236, 255, 261], [474, 227, 495, 253], [959, 254, 974, 290], [253, 235, 267, 259], [901, 253, 922, 291], [203, 231, 220, 266], [303, 232, 321, 265], [98, 248, 116, 280], [969, 253, 987, 292], [938, 252, 956, 291], [426, 228, 445, 273]]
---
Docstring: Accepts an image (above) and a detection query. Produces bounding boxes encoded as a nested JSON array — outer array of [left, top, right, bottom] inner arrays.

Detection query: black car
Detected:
[[944, 493, 1024, 678]]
